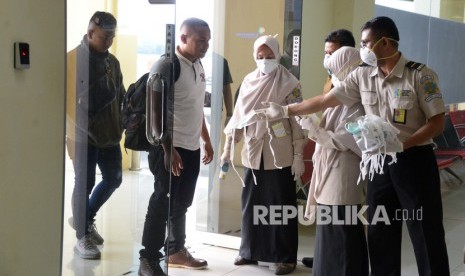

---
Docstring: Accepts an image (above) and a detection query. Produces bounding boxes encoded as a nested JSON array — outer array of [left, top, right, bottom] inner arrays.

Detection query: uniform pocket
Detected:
[[361, 91, 378, 106], [392, 97, 414, 110]]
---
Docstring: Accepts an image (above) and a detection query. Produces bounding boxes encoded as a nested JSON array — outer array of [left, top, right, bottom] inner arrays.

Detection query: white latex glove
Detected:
[[297, 114, 320, 130], [293, 139, 307, 155], [291, 154, 305, 181], [259, 102, 289, 121], [297, 115, 323, 140]]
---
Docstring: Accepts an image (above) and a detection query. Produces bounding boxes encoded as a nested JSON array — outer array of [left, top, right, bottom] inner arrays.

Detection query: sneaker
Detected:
[[74, 234, 101, 259], [167, 248, 208, 269], [88, 221, 104, 245], [139, 258, 166, 276], [68, 217, 104, 245], [274, 263, 296, 275]]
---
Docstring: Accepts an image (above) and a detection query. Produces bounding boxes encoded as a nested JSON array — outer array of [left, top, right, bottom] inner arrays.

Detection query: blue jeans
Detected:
[[71, 141, 122, 239], [140, 146, 200, 260]]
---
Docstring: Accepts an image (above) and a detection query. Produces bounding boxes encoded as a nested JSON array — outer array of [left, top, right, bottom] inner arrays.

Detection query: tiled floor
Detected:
[[62, 155, 465, 276]]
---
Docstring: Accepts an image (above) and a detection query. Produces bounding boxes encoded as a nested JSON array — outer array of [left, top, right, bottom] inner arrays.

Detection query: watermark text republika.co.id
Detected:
[[253, 205, 423, 226]]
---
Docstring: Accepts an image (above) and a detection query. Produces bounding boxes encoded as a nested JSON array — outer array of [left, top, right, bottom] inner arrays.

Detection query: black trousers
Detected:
[[140, 146, 200, 260], [313, 204, 369, 276], [239, 165, 298, 263], [367, 145, 449, 276]]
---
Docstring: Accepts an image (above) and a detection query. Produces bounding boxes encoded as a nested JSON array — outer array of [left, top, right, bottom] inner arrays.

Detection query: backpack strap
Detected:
[[174, 55, 181, 82], [160, 54, 203, 82], [160, 54, 181, 82], [405, 61, 425, 71]]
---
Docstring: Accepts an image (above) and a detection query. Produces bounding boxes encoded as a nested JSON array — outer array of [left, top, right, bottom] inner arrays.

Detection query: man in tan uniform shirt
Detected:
[[264, 16, 449, 276]]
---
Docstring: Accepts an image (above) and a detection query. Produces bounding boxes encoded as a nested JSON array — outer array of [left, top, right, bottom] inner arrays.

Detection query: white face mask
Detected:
[[256, 59, 278, 74], [360, 46, 378, 67], [360, 37, 399, 67], [323, 53, 332, 75]]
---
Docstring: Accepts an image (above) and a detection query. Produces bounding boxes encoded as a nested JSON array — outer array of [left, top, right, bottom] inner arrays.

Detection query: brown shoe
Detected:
[[234, 255, 258, 265], [275, 263, 296, 275], [167, 248, 207, 270]]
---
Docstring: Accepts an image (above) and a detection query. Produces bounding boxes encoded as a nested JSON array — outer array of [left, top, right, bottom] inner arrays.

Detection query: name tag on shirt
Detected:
[[271, 122, 288, 138], [393, 109, 407, 124]]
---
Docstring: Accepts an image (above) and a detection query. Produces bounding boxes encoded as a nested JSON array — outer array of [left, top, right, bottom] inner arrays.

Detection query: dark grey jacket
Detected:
[[72, 36, 125, 147]]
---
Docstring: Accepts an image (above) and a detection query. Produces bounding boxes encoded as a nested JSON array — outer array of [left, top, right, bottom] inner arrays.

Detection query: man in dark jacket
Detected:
[[66, 11, 125, 260]]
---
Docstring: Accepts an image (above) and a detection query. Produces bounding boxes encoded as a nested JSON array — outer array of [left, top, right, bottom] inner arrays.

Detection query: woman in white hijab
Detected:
[[300, 46, 369, 276], [221, 35, 307, 275]]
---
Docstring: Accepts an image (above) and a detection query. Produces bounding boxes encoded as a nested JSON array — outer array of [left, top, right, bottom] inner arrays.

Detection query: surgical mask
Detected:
[[256, 59, 278, 74], [345, 114, 402, 182], [360, 37, 399, 67], [360, 44, 378, 67], [323, 53, 332, 75]]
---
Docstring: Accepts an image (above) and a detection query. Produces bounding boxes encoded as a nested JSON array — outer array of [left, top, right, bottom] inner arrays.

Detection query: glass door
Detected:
[[64, 1, 177, 274], [64, 0, 303, 274], [194, 0, 304, 249]]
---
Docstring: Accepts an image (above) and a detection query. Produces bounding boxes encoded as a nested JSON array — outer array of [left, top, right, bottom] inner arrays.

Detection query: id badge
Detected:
[[271, 122, 287, 138], [393, 109, 407, 124]]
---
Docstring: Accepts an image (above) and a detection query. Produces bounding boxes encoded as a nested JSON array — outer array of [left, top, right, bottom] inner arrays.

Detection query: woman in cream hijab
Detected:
[[221, 35, 306, 275], [300, 46, 368, 275]]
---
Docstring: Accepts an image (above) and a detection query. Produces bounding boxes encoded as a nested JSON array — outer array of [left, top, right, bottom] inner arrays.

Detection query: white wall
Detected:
[[0, 0, 65, 275]]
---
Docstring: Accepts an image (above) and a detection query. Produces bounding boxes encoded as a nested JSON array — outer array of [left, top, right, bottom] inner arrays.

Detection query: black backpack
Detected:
[[122, 56, 180, 151]]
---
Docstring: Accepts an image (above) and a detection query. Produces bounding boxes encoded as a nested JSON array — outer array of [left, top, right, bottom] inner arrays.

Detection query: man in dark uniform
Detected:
[[264, 16, 450, 275]]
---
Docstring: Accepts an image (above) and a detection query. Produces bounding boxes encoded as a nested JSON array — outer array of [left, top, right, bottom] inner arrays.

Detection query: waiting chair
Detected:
[[433, 113, 465, 184], [448, 109, 465, 145]]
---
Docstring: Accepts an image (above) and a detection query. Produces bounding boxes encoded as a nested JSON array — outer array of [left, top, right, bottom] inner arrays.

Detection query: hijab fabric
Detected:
[[225, 35, 298, 138], [326, 46, 361, 82]]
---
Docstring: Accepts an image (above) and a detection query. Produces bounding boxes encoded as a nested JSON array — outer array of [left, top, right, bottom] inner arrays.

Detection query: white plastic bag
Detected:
[[345, 114, 403, 181]]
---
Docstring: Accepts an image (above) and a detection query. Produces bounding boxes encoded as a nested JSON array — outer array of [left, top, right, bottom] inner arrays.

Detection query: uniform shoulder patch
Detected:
[[405, 61, 425, 71], [288, 84, 303, 104]]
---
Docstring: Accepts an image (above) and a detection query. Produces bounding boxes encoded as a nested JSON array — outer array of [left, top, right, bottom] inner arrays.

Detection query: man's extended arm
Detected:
[[288, 92, 341, 116]]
